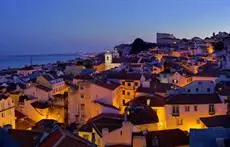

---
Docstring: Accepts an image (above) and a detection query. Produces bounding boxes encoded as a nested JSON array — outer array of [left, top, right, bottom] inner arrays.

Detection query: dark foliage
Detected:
[[130, 38, 156, 54]]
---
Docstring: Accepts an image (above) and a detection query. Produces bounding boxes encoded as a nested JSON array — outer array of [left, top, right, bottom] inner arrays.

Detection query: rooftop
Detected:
[[166, 94, 222, 105]]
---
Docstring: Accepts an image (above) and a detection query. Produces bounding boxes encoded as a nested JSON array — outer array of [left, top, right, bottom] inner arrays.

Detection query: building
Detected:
[[36, 74, 68, 95], [165, 94, 227, 131], [104, 51, 121, 70], [0, 94, 16, 128]]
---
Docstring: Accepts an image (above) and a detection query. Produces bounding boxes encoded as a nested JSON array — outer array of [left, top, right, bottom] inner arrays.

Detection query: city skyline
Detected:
[[1, 0, 230, 55]]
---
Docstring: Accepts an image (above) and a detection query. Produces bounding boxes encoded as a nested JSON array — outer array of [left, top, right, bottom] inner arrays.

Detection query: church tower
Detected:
[[105, 51, 112, 64]]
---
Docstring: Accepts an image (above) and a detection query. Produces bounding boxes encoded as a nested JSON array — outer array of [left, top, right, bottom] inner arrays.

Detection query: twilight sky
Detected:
[[0, 0, 230, 55]]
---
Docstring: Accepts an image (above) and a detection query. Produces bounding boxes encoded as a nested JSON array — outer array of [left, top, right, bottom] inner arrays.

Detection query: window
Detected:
[[194, 105, 198, 111], [207, 88, 211, 92], [122, 99, 125, 105], [198, 81, 202, 85], [176, 118, 183, 125], [80, 104, 85, 111], [127, 83, 131, 87], [80, 94, 84, 98], [172, 105, 179, 116], [122, 90, 125, 95], [127, 92, 130, 96], [107, 56, 109, 61], [122, 81, 125, 85], [209, 104, 215, 115], [185, 106, 190, 112], [2, 113, 4, 117], [83, 134, 89, 140], [80, 86, 84, 90], [152, 136, 159, 147], [187, 89, 191, 93], [196, 88, 199, 92], [134, 82, 139, 87]]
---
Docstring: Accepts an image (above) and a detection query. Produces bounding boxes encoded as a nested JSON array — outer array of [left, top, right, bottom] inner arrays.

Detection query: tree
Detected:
[[130, 38, 156, 54], [214, 41, 224, 51]]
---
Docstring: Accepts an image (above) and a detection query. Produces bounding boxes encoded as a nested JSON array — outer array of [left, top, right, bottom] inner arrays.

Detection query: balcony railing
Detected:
[[209, 111, 215, 115], [172, 112, 180, 117]]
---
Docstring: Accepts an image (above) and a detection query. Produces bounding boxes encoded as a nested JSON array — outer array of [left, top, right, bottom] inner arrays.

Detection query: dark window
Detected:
[[80, 104, 85, 111], [107, 56, 109, 61], [207, 88, 211, 92], [127, 83, 131, 86], [172, 105, 179, 116], [185, 106, 190, 112], [194, 105, 198, 111], [80, 94, 84, 98], [176, 118, 183, 125], [187, 89, 191, 93], [134, 82, 139, 86], [80, 86, 84, 90], [127, 92, 130, 96], [209, 104, 215, 115], [122, 81, 125, 85], [122, 90, 125, 95], [198, 82, 202, 85], [196, 88, 199, 92], [122, 99, 125, 105]]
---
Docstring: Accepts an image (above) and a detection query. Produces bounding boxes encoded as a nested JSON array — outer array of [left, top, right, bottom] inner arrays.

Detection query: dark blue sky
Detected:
[[0, 0, 230, 55]]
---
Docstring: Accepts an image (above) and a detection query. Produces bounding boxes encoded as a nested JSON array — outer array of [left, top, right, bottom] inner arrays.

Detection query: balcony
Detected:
[[172, 112, 180, 117], [209, 111, 215, 115]]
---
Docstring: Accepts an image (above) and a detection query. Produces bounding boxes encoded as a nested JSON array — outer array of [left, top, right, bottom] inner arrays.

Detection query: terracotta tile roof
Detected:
[[126, 106, 159, 125], [0, 94, 8, 100], [79, 113, 124, 137], [8, 129, 42, 147], [166, 94, 222, 104], [40, 129, 94, 147], [126, 95, 165, 107], [136, 83, 174, 94], [36, 85, 52, 92], [31, 101, 49, 109], [40, 130, 62, 147], [94, 82, 120, 91], [19, 66, 34, 70], [200, 115, 230, 128], [94, 100, 120, 110], [105, 145, 131, 147], [144, 129, 189, 147]]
